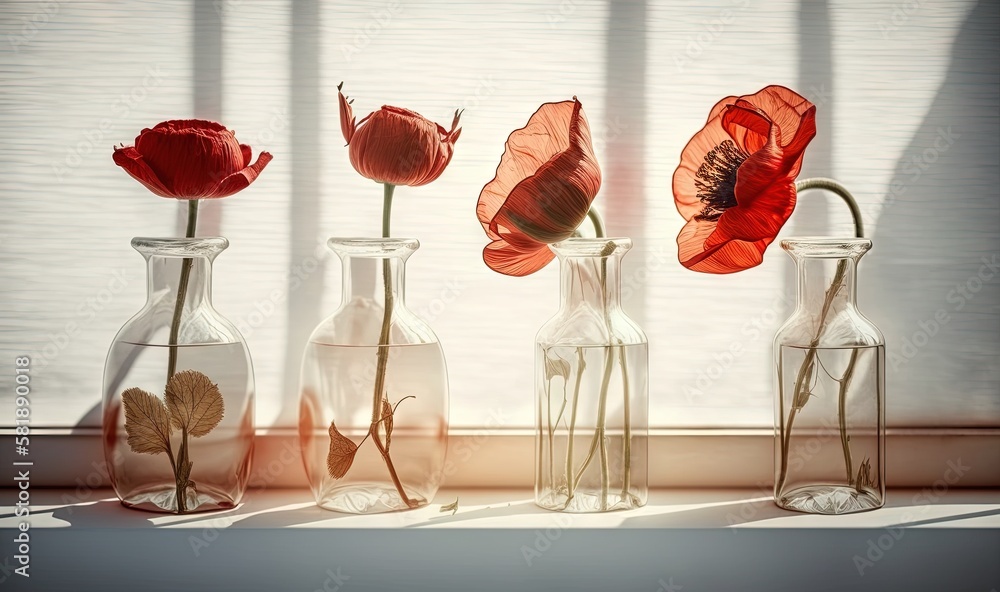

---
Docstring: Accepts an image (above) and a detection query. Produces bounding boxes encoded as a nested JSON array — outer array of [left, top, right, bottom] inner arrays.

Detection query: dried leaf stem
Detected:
[[121, 370, 224, 514], [167, 199, 199, 512], [777, 179, 865, 497], [562, 348, 587, 508], [619, 345, 632, 500], [364, 183, 416, 508]]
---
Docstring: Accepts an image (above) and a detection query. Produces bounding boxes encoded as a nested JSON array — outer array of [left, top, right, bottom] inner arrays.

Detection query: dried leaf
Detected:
[[544, 352, 572, 382], [440, 498, 459, 515], [178, 458, 193, 489], [122, 387, 172, 455], [327, 421, 358, 479], [165, 370, 224, 437], [856, 457, 877, 491], [382, 398, 394, 450], [793, 355, 817, 410]]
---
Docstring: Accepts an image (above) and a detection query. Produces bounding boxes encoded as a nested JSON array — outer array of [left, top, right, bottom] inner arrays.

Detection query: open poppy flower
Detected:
[[113, 119, 272, 199], [673, 85, 816, 273], [339, 83, 461, 187], [477, 98, 601, 276]]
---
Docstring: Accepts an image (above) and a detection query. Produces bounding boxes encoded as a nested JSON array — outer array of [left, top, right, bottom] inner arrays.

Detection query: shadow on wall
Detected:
[[863, 0, 1000, 426]]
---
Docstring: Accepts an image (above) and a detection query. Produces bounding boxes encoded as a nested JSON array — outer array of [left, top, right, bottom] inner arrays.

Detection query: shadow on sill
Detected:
[[8, 488, 999, 530]]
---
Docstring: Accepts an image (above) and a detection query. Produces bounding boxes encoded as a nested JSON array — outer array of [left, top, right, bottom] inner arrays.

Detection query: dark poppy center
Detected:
[[694, 139, 747, 222]]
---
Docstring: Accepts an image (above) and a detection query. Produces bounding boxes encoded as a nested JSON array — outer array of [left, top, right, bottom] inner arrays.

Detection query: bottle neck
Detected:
[[559, 253, 622, 313], [343, 256, 406, 307], [146, 255, 214, 310], [795, 256, 858, 313], [782, 238, 871, 319]]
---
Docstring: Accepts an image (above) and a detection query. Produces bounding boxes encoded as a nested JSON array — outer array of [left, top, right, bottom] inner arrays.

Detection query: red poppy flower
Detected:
[[339, 84, 461, 187], [113, 119, 272, 199], [673, 85, 816, 273], [477, 98, 601, 276]]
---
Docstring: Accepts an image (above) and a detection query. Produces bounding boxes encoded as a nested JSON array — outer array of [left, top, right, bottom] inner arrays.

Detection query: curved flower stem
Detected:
[[366, 183, 416, 508], [587, 207, 606, 239], [166, 198, 198, 513], [777, 179, 864, 498], [795, 178, 864, 239]]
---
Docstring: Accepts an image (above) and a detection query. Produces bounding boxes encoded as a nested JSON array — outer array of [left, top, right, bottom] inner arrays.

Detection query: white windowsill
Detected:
[[5, 427, 999, 488], [3, 487, 998, 591]]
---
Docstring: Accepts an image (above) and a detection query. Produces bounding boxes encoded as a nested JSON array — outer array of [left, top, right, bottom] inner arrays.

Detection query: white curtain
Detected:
[[1, 0, 996, 428]]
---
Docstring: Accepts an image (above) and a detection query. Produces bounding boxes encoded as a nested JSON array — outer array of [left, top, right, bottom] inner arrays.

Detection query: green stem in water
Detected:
[[619, 345, 632, 501], [568, 241, 622, 508], [560, 208, 606, 508], [366, 183, 416, 509], [594, 237, 617, 510], [166, 199, 199, 513], [595, 346, 614, 511], [562, 348, 587, 508], [777, 178, 864, 498], [838, 348, 860, 485], [546, 353, 570, 498]]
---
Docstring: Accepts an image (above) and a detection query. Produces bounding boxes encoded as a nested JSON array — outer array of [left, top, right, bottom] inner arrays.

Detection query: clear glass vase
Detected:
[[774, 237, 886, 514], [298, 238, 448, 513], [535, 238, 648, 513], [102, 237, 255, 514]]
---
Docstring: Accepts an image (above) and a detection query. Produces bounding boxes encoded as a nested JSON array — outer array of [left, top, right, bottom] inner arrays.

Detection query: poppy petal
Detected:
[[781, 105, 817, 178], [112, 146, 175, 198], [483, 239, 555, 277], [207, 150, 274, 198], [479, 101, 577, 236], [150, 119, 228, 134], [338, 84, 355, 145], [479, 98, 601, 244], [240, 143, 252, 167], [705, 95, 741, 124], [677, 217, 771, 273], [491, 152, 600, 243], [722, 104, 771, 155], [736, 86, 815, 149]]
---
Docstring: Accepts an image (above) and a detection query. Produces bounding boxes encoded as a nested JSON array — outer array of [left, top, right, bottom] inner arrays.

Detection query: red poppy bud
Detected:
[[338, 83, 461, 187], [113, 119, 272, 199]]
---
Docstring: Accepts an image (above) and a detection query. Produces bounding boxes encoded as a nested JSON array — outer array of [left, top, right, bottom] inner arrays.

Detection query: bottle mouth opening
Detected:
[[550, 237, 632, 257], [780, 236, 872, 258], [327, 237, 420, 258], [131, 237, 229, 257]]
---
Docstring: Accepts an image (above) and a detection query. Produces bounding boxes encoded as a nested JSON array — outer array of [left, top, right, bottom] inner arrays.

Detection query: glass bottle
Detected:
[[299, 238, 448, 513], [535, 238, 648, 512], [103, 237, 255, 514], [774, 237, 885, 514]]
